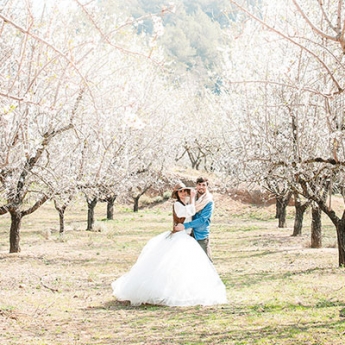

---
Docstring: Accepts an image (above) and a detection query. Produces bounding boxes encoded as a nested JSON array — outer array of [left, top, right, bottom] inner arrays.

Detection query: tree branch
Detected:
[[293, 0, 340, 41], [22, 195, 49, 216], [229, 0, 344, 94], [0, 205, 9, 215], [0, 13, 92, 94]]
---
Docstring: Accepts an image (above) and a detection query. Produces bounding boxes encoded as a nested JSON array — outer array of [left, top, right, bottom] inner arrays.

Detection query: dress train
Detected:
[[112, 230, 227, 306]]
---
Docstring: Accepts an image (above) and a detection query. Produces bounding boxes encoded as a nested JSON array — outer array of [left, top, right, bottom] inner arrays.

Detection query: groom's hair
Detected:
[[196, 177, 209, 185]]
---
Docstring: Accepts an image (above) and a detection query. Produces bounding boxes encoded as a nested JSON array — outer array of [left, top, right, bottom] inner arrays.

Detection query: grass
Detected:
[[0, 196, 345, 345]]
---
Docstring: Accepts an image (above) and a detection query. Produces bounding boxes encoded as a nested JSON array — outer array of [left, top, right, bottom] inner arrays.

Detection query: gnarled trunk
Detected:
[[311, 204, 322, 248], [133, 196, 140, 212], [336, 218, 345, 266], [131, 185, 152, 213], [293, 206, 304, 236], [106, 195, 117, 220], [86, 197, 97, 230], [58, 207, 66, 234], [54, 196, 73, 234], [292, 194, 310, 236], [54, 201, 68, 234], [8, 195, 48, 253], [9, 210, 22, 253], [276, 193, 291, 228]]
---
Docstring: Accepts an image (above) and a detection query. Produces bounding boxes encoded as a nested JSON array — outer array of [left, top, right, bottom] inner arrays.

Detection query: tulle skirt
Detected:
[[111, 230, 227, 306]]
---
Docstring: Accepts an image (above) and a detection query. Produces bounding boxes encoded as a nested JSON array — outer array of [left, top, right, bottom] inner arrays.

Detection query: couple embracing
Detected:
[[112, 177, 227, 307]]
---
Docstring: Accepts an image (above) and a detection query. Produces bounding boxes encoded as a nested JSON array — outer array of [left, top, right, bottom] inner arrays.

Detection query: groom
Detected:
[[174, 176, 214, 260]]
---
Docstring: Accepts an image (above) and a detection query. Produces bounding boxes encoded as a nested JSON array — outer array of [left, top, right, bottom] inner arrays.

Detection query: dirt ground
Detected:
[[1, 193, 345, 345]]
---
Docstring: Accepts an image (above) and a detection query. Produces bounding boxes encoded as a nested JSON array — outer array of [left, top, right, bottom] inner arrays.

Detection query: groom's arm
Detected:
[[181, 202, 214, 229]]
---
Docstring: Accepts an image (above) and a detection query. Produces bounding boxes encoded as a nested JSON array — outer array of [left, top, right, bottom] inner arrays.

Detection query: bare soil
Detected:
[[1, 194, 345, 345]]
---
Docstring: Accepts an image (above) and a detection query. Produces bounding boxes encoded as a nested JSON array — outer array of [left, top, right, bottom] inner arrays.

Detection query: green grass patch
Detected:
[[0, 199, 345, 344]]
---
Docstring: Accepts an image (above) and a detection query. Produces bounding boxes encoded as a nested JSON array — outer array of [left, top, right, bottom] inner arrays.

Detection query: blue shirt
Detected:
[[183, 201, 214, 240]]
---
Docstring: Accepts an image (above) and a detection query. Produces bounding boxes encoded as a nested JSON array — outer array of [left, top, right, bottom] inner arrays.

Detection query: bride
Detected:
[[111, 182, 227, 307]]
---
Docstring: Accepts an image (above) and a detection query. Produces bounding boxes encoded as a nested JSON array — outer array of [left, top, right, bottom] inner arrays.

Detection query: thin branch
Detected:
[[317, 0, 338, 33], [296, 0, 339, 39], [0, 13, 92, 94], [0, 91, 38, 104], [293, 0, 345, 52], [0, 205, 9, 215], [73, 0, 167, 65], [229, 0, 344, 94]]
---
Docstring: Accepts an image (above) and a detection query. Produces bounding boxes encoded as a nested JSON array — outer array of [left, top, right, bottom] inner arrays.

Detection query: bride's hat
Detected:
[[171, 182, 193, 199]]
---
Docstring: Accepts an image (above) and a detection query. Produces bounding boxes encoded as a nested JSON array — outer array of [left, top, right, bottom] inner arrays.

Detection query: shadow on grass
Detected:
[[196, 320, 345, 345], [83, 299, 345, 344], [93, 296, 345, 315], [94, 299, 199, 310], [222, 265, 344, 290]]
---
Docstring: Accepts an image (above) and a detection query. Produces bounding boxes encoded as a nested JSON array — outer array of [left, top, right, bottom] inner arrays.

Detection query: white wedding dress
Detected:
[[111, 202, 227, 307]]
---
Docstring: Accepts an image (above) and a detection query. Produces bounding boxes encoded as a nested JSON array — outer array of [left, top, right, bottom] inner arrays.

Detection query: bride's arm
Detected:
[[174, 202, 195, 218]]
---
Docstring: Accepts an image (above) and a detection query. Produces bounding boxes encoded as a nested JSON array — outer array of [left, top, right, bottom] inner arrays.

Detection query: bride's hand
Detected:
[[174, 223, 184, 231]]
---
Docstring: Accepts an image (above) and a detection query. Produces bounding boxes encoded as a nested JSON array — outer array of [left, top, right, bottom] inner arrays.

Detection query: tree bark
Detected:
[[133, 196, 140, 212], [276, 193, 291, 228], [299, 178, 345, 266], [293, 205, 304, 236], [0, 205, 9, 215], [86, 197, 97, 230], [8, 196, 48, 253], [336, 218, 345, 267], [292, 193, 310, 236], [311, 204, 322, 248], [106, 195, 117, 220], [54, 200, 67, 233], [131, 185, 152, 212], [9, 210, 22, 253], [54, 196, 73, 234], [57, 207, 66, 234]]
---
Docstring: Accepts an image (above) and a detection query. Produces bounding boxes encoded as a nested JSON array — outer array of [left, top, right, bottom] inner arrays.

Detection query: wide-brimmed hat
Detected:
[[171, 182, 192, 199]]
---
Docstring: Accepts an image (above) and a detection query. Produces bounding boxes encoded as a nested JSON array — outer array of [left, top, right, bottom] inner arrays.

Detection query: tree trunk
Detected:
[[292, 194, 309, 236], [54, 201, 67, 234], [276, 193, 291, 228], [311, 204, 322, 248], [133, 196, 140, 212], [58, 208, 66, 234], [86, 198, 97, 230], [9, 210, 22, 253], [336, 219, 345, 266], [278, 211, 286, 228], [131, 185, 152, 213], [106, 196, 116, 220], [293, 205, 304, 236]]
